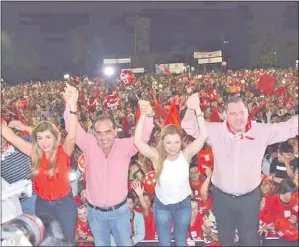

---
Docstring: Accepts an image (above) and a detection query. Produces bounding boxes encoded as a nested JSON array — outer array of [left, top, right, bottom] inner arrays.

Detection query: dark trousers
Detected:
[[36, 193, 78, 244], [211, 185, 261, 246]]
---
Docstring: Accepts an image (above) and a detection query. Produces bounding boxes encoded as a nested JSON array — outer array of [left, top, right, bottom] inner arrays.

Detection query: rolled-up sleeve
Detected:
[[264, 115, 298, 146], [181, 110, 200, 138]]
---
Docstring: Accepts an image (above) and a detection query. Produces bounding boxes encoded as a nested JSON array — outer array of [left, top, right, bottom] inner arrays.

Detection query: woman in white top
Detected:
[[134, 96, 208, 246]]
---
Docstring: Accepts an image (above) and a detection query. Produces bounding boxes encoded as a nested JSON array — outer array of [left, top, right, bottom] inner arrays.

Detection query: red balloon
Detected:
[[120, 70, 135, 86], [275, 217, 298, 241], [143, 171, 156, 195]]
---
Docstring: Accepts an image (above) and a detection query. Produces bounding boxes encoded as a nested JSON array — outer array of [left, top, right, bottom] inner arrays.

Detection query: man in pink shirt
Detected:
[[182, 95, 298, 246], [64, 103, 154, 246]]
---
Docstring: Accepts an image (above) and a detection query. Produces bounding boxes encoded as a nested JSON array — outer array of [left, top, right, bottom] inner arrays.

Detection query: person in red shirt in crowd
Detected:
[[1, 83, 79, 244], [259, 179, 298, 246], [189, 164, 212, 215], [75, 203, 94, 246], [132, 180, 157, 241], [74, 188, 87, 206], [260, 179, 274, 197], [187, 199, 204, 241]]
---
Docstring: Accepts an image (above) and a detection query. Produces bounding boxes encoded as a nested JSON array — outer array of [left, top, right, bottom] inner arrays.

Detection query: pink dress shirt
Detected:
[[182, 110, 298, 195], [64, 106, 154, 207]]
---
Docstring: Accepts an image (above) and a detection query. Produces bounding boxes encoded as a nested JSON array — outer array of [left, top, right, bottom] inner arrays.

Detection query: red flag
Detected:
[[209, 107, 222, 122], [150, 91, 167, 119], [122, 115, 130, 137], [257, 75, 277, 96], [135, 105, 141, 123], [15, 99, 29, 136], [163, 99, 181, 128], [272, 86, 288, 96], [249, 103, 265, 121]]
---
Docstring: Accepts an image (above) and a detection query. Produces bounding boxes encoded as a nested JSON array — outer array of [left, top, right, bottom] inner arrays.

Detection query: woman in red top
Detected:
[[1, 83, 79, 244]]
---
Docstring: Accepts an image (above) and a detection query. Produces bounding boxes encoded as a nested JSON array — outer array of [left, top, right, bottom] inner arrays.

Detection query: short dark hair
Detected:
[[93, 115, 115, 129], [279, 142, 294, 154], [224, 97, 247, 111], [279, 179, 297, 194], [127, 192, 135, 201], [271, 114, 279, 120]]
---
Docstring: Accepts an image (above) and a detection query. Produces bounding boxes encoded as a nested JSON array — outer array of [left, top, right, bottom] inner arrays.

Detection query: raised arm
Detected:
[[183, 94, 208, 162], [64, 100, 90, 155], [181, 93, 210, 140], [200, 166, 212, 201], [62, 83, 79, 156], [133, 100, 158, 162], [265, 115, 298, 146], [8, 120, 33, 135], [1, 123, 32, 156], [132, 180, 150, 216]]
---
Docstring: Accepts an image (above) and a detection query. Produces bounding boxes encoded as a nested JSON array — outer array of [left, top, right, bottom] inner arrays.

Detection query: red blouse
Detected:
[[34, 145, 71, 200]]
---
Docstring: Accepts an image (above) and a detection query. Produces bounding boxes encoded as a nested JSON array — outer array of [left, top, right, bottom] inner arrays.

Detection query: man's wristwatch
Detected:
[[70, 110, 79, 115]]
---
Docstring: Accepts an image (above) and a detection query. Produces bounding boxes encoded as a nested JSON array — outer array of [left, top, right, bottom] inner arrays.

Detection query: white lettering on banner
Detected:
[[284, 210, 291, 218], [156, 63, 185, 74], [194, 50, 222, 59], [107, 101, 119, 109], [204, 155, 210, 161], [198, 57, 223, 64], [103, 58, 131, 64]]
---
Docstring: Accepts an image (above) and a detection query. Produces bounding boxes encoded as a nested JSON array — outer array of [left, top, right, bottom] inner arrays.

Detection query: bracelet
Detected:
[[70, 110, 79, 115]]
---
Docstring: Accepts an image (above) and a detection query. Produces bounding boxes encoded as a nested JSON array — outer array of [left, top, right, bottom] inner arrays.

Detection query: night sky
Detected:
[[1, 1, 298, 81]]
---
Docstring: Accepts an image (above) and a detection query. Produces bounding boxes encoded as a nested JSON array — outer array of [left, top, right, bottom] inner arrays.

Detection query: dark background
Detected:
[[1, 1, 298, 82]]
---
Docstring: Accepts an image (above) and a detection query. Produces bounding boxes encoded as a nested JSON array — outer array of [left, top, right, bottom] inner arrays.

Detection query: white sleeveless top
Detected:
[[155, 151, 192, 205]]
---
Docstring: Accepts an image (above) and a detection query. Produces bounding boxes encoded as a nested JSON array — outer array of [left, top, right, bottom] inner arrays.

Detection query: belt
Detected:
[[87, 198, 126, 212], [213, 185, 258, 198]]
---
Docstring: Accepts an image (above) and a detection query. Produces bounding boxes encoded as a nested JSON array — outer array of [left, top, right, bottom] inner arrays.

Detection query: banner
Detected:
[[194, 50, 222, 59], [121, 68, 145, 73], [103, 58, 131, 64], [198, 57, 223, 64], [156, 63, 185, 74]]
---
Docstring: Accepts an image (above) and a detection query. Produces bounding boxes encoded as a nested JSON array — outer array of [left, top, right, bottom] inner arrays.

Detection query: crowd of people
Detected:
[[1, 66, 298, 246]]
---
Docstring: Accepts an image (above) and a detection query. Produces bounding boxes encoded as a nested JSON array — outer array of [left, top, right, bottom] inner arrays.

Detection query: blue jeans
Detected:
[[21, 193, 37, 215], [35, 193, 78, 244], [87, 202, 132, 246], [153, 196, 191, 246]]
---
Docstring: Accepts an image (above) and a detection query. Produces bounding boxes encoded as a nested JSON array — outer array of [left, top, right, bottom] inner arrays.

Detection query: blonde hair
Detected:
[[155, 124, 184, 184], [31, 121, 61, 177]]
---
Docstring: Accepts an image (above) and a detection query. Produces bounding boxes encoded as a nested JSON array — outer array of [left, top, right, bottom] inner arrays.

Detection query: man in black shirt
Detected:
[[270, 142, 298, 181]]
